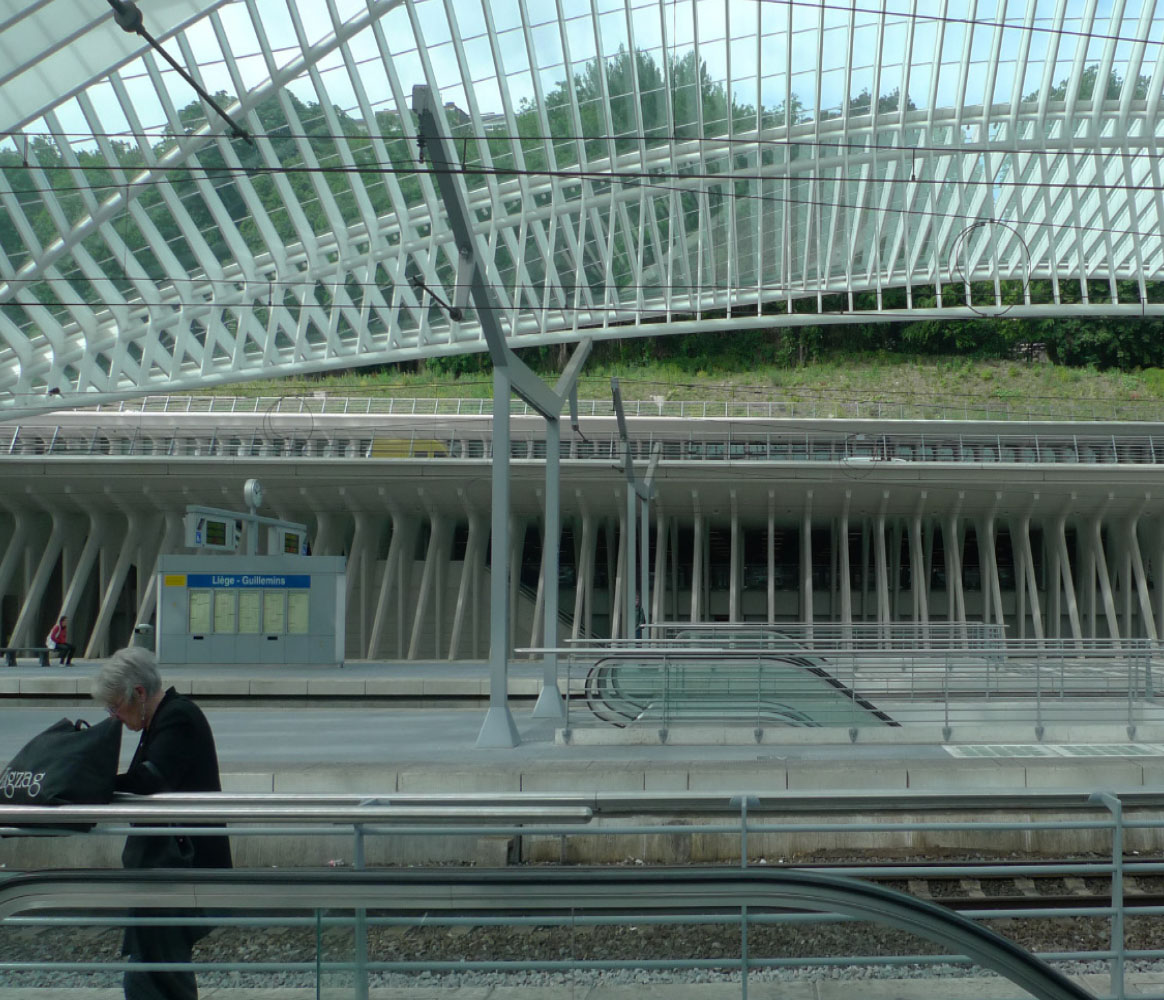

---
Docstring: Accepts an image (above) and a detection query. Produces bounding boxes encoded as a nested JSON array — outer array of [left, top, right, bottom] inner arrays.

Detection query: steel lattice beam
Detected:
[[1, 0, 1163, 417]]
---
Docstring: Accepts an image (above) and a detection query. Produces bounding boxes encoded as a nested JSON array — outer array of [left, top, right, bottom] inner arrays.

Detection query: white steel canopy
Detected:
[[2, 0, 1164, 417]]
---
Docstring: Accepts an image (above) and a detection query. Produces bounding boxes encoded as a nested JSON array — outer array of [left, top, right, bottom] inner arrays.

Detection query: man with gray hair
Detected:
[[93, 647, 231, 1000]]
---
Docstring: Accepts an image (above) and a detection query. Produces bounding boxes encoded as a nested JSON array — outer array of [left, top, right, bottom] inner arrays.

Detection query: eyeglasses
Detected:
[[105, 702, 123, 718]]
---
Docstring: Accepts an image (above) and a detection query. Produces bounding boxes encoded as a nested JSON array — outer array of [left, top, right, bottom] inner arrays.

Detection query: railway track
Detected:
[[793, 859, 1159, 913]]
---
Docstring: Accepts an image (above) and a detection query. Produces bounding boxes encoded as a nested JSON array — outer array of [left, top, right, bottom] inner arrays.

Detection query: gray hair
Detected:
[[92, 647, 162, 706]]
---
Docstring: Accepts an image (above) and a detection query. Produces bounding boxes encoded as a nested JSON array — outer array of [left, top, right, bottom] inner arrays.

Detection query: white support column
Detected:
[[1119, 530, 1134, 639], [729, 493, 740, 623], [874, 494, 890, 626], [839, 492, 853, 630], [530, 520, 546, 650], [1093, 515, 1121, 643], [86, 510, 147, 658], [860, 517, 871, 623], [690, 501, 704, 623], [910, 493, 929, 627], [508, 516, 525, 647], [1055, 512, 1083, 645], [433, 518, 451, 659], [345, 512, 376, 656], [575, 512, 595, 640], [0, 510, 32, 640], [1015, 509, 1046, 641], [1155, 518, 1164, 636], [612, 512, 627, 639], [669, 517, 679, 622], [134, 513, 183, 633], [369, 512, 406, 660], [312, 511, 339, 556], [1128, 509, 1157, 641], [449, 513, 484, 661], [946, 499, 966, 632], [923, 518, 935, 622], [1082, 518, 1098, 638], [10, 511, 67, 646], [1048, 521, 1062, 640], [56, 512, 104, 640], [408, 513, 444, 661], [801, 492, 814, 632], [767, 493, 776, 624], [889, 519, 907, 623], [651, 511, 667, 627]]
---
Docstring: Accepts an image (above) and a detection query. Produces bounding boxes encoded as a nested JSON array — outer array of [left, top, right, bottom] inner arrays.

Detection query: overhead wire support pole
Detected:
[[412, 85, 591, 743], [105, 0, 254, 145]]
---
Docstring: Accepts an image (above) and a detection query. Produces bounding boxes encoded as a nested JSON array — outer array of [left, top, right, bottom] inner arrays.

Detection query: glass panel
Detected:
[[239, 591, 261, 634], [263, 591, 286, 633], [188, 591, 211, 633], [288, 591, 310, 634]]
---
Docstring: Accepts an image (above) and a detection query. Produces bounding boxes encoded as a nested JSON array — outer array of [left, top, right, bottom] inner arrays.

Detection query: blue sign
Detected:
[[186, 574, 311, 589]]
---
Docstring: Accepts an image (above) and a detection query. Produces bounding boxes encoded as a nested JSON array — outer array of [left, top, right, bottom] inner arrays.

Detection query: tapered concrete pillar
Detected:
[[1054, 513, 1083, 644], [86, 510, 145, 658], [408, 514, 446, 660], [729, 495, 740, 623], [874, 506, 889, 625], [801, 492, 813, 632], [9, 510, 66, 646], [839, 493, 853, 629], [651, 512, 667, 627], [690, 507, 703, 622], [1128, 513, 1157, 641], [449, 514, 485, 660], [1092, 516, 1120, 643], [766, 495, 776, 624]]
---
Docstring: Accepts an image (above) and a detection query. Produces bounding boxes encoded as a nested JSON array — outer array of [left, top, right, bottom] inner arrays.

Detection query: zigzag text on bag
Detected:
[[0, 768, 45, 799]]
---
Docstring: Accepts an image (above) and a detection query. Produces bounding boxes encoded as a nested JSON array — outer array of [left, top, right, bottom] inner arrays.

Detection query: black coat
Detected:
[[117, 687, 232, 870]]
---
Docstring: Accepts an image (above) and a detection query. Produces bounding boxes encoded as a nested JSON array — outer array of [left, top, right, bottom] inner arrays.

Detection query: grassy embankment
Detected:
[[207, 354, 1164, 423]]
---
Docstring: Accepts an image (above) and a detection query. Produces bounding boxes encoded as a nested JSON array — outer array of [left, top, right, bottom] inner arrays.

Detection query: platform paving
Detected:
[[4, 658, 1164, 796]]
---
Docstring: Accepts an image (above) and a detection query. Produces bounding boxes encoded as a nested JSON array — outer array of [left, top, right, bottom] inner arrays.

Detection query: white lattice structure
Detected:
[[2, 0, 1163, 417]]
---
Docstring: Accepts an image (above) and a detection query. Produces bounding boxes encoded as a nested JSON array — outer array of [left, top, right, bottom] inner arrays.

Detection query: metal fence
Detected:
[[3, 791, 1164, 1000], [5, 417, 1164, 469], [85, 393, 1164, 424]]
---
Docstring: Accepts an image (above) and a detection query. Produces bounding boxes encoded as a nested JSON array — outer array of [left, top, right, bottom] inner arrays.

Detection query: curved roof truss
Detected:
[[2, 0, 1163, 416]]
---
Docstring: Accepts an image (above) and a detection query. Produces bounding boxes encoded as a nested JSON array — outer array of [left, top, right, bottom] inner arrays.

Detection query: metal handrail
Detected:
[[0, 866, 1093, 1000], [10, 791, 1164, 996]]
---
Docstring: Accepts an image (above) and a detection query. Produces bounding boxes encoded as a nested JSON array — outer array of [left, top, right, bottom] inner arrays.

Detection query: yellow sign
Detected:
[[164, 574, 187, 587]]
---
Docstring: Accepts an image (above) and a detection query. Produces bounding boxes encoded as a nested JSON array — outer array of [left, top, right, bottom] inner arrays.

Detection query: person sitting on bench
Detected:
[[48, 615, 75, 665]]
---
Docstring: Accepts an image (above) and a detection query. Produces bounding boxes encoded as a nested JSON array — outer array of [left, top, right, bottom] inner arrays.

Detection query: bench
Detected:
[[1, 647, 51, 667]]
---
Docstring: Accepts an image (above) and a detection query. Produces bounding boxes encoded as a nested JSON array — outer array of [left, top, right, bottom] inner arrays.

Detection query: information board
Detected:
[[213, 590, 237, 633], [238, 591, 261, 633], [188, 591, 211, 633], [263, 591, 285, 633], [288, 591, 309, 634]]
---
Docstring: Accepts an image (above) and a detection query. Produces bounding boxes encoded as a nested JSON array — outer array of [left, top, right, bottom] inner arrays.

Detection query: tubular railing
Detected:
[[538, 639, 1160, 741], [4, 413, 1164, 469], [7, 791, 1164, 999], [82, 393, 1164, 423]]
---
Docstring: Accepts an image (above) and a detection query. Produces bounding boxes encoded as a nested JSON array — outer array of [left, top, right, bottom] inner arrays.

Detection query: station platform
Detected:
[[4, 657, 1164, 802]]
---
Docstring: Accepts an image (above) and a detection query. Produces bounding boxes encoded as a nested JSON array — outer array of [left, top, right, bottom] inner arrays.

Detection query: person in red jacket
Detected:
[[48, 615, 75, 665]]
